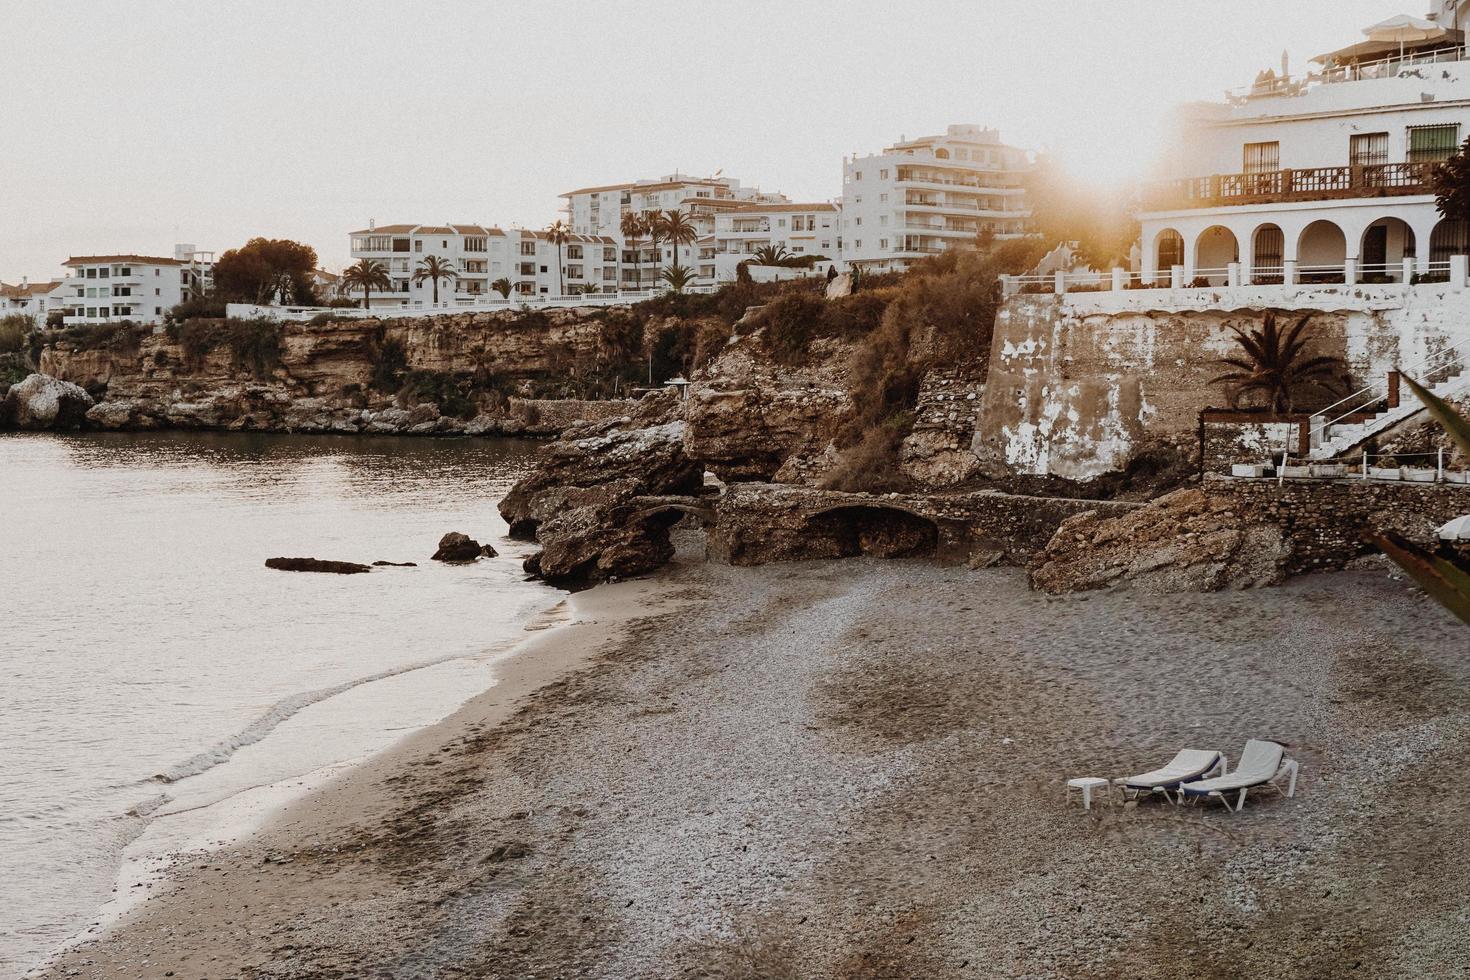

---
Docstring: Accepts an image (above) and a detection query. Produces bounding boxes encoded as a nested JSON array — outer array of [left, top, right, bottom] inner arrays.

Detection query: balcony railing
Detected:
[[1143, 162, 1436, 210], [1227, 45, 1470, 103]]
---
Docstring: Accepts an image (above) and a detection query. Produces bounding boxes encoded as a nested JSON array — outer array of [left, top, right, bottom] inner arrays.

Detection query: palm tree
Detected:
[[658, 209, 699, 273], [642, 211, 663, 291], [619, 210, 643, 292], [412, 255, 459, 305], [1210, 312, 1344, 413], [341, 259, 391, 310], [545, 220, 571, 297], [750, 244, 791, 266], [491, 277, 512, 299], [659, 264, 697, 293]]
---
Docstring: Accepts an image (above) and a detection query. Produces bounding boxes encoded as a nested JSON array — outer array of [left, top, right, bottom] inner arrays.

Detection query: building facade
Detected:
[[57, 245, 214, 325], [711, 202, 841, 281], [839, 125, 1033, 272], [1139, 11, 1470, 286], [0, 279, 65, 325], [346, 222, 617, 305]]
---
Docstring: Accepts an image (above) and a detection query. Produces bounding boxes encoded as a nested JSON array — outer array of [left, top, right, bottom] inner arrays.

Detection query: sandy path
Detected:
[[38, 539, 1470, 979]]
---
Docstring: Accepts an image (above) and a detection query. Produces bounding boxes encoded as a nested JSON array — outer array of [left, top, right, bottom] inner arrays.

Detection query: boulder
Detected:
[[3, 374, 94, 430], [372, 560, 418, 567], [432, 532, 489, 563], [1027, 488, 1290, 594], [265, 557, 372, 574], [499, 420, 704, 588]]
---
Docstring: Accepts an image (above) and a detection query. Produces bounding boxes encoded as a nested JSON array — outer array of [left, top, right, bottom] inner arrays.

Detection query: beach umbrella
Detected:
[[1437, 514, 1470, 541], [1363, 14, 1447, 58]]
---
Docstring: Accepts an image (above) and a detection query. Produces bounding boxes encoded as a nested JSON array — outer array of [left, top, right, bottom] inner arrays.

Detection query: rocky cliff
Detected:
[[36, 309, 641, 436]]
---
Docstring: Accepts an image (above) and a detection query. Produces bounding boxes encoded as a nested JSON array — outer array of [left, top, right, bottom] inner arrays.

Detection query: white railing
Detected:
[[229, 284, 717, 322], [1308, 333, 1470, 444], [1227, 45, 1470, 102], [1003, 255, 1470, 297]]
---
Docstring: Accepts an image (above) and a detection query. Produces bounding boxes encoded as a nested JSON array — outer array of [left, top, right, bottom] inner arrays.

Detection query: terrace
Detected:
[[1142, 162, 1435, 212]]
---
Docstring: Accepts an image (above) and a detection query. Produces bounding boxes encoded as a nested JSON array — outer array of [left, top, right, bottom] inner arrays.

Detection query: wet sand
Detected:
[[37, 536, 1470, 979]]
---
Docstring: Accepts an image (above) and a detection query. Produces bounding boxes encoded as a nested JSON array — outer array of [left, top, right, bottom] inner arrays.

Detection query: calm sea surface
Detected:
[[0, 431, 554, 976]]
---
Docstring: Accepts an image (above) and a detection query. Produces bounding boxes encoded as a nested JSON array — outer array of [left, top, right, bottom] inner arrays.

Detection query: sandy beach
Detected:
[[36, 534, 1470, 979]]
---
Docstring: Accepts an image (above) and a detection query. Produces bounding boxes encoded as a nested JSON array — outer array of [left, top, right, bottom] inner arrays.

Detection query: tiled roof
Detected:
[[349, 223, 507, 237], [561, 177, 726, 198], [63, 255, 184, 266], [1, 279, 64, 297], [719, 202, 838, 214], [348, 223, 419, 234]]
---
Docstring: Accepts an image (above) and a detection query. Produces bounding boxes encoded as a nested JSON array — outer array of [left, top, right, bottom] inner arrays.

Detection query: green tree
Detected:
[[491, 277, 513, 299], [341, 259, 391, 310], [545, 220, 571, 296], [750, 244, 792, 266], [412, 255, 459, 305], [619, 210, 643, 292], [1210, 311, 1344, 413], [659, 264, 697, 293], [643, 211, 664, 289], [658, 209, 699, 273], [1430, 135, 1470, 226], [212, 238, 320, 305]]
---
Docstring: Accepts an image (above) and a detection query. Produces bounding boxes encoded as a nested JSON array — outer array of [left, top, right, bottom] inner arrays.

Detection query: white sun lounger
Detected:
[[1119, 749, 1226, 804], [1180, 739, 1299, 812]]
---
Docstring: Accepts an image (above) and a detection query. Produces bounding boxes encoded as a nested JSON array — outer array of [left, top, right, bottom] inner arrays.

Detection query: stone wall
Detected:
[[1210, 475, 1470, 575], [1200, 413, 1305, 472], [707, 482, 1140, 567], [974, 284, 1470, 480]]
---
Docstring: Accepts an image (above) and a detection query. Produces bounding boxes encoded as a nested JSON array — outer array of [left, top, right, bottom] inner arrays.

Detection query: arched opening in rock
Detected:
[[807, 506, 940, 559]]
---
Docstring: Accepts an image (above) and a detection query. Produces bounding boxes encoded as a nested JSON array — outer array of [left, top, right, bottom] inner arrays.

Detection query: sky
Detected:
[[1, 0, 1405, 280]]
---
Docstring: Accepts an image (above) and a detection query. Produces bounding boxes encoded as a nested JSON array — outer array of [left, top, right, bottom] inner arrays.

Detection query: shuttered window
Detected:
[[1350, 132, 1389, 167], [1243, 141, 1280, 174], [1407, 124, 1460, 163]]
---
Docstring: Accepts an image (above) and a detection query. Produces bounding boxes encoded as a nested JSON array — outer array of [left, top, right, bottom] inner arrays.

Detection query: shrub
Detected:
[[224, 318, 283, 379], [370, 335, 408, 392], [754, 291, 825, 363], [169, 296, 228, 322], [402, 370, 477, 419], [820, 413, 914, 492], [0, 315, 29, 354], [177, 320, 220, 369], [53, 320, 150, 355]]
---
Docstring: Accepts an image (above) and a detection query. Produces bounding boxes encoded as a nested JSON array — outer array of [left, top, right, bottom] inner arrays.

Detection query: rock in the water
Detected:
[[1027, 488, 1289, 594], [432, 532, 487, 563], [372, 560, 418, 567], [2, 374, 94, 431], [479, 543, 498, 558], [265, 557, 372, 574], [499, 420, 704, 588]]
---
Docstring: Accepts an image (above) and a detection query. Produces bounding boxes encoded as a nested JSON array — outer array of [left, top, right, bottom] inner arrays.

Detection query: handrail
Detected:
[[1225, 45, 1470, 102], [1311, 334, 1470, 439]]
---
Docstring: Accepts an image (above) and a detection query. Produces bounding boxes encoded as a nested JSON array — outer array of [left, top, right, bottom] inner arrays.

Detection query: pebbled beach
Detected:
[[37, 535, 1470, 979]]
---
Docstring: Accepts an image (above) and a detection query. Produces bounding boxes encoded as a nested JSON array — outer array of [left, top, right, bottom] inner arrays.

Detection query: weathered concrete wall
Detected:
[[1200, 414, 1304, 471], [975, 284, 1470, 479], [708, 481, 1140, 567]]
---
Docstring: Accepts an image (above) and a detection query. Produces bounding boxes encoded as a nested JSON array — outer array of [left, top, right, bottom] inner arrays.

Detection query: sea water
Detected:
[[0, 431, 555, 976]]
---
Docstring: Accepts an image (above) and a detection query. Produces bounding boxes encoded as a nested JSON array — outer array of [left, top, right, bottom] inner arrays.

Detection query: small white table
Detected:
[[1066, 776, 1111, 811]]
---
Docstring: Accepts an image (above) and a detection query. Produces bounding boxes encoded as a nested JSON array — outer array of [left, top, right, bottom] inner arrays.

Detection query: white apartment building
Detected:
[[840, 125, 1033, 272], [712, 202, 842, 281], [58, 245, 214, 325], [561, 175, 789, 288], [346, 222, 618, 305], [0, 278, 65, 325], [1139, 4, 1470, 286]]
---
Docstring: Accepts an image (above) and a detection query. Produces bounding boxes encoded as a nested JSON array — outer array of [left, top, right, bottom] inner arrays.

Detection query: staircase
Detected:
[[1308, 337, 1470, 461]]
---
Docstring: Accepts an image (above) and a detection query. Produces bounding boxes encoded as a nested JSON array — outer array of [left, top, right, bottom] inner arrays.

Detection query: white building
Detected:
[[57, 245, 214, 325], [0, 278, 66, 325], [1139, 6, 1470, 286], [561, 175, 788, 289], [346, 222, 618, 306], [840, 125, 1033, 272], [712, 202, 842, 281]]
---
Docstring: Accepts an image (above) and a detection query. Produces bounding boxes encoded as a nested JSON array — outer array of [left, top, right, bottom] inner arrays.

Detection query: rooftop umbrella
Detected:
[[1363, 14, 1449, 58], [1437, 514, 1470, 541]]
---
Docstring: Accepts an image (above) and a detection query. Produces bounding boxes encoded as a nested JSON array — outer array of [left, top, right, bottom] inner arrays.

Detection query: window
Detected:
[[1243, 141, 1280, 173], [1408, 124, 1460, 163], [567, 244, 583, 259], [879, 215, 888, 226], [464, 237, 487, 251], [119, 267, 130, 275], [99, 268, 110, 278], [880, 238, 888, 249], [441, 239, 448, 248], [567, 265, 584, 279], [540, 265, 548, 273], [155, 288, 160, 295], [85, 268, 96, 278], [855, 217, 862, 226], [392, 238, 410, 252], [778, 218, 787, 228], [86, 307, 96, 317], [854, 239, 863, 248], [853, 171, 862, 181], [155, 307, 161, 315], [1350, 132, 1389, 167], [879, 193, 888, 203], [114, 287, 131, 296], [880, 168, 889, 179], [520, 241, 536, 256], [365, 235, 391, 251], [415, 240, 423, 252], [604, 247, 616, 262], [519, 262, 535, 275]]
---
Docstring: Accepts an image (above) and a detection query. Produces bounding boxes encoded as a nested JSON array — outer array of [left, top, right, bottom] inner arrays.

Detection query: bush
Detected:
[[754, 291, 824, 364], [820, 414, 913, 492], [53, 320, 150, 355], [169, 296, 228, 322], [370, 335, 408, 392], [0, 315, 29, 354], [402, 370, 477, 419], [224, 318, 283, 378]]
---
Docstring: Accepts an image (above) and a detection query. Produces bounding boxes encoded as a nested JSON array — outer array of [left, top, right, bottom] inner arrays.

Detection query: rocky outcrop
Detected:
[[265, 557, 372, 574], [432, 532, 496, 563], [40, 310, 637, 438], [499, 407, 705, 588], [709, 482, 1139, 568], [1, 373, 94, 430], [1028, 488, 1290, 594], [682, 335, 855, 483]]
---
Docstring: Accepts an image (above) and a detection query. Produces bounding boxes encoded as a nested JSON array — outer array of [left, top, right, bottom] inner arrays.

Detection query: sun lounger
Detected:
[[1179, 739, 1299, 812], [1119, 749, 1226, 804]]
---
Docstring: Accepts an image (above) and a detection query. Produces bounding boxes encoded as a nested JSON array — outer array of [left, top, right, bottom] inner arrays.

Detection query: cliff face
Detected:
[[39, 309, 634, 436]]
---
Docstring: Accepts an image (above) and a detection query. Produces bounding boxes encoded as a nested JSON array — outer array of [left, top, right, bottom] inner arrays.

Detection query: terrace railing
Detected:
[[1143, 162, 1436, 211]]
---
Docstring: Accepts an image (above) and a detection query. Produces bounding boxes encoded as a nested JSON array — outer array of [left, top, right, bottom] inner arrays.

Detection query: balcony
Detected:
[[1142, 162, 1436, 211]]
